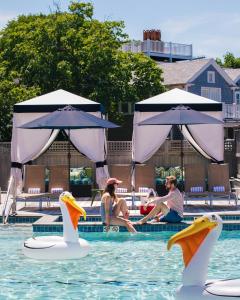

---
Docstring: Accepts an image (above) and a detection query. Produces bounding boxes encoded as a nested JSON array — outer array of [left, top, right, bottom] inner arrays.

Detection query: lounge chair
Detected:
[[108, 165, 132, 191], [135, 164, 155, 192], [48, 165, 69, 194], [184, 164, 209, 204], [208, 163, 236, 205], [17, 165, 51, 209], [23, 165, 46, 193]]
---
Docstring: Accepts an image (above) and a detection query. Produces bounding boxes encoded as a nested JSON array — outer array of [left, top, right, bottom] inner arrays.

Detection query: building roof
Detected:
[[223, 68, 240, 83], [159, 58, 236, 87]]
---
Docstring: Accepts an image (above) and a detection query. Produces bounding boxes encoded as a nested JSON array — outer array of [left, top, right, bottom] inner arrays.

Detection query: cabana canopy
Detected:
[[11, 89, 108, 193], [132, 88, 224, 166]]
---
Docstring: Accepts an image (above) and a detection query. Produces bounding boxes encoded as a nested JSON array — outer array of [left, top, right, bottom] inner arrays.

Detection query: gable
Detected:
[[189, 60, 236, 87]]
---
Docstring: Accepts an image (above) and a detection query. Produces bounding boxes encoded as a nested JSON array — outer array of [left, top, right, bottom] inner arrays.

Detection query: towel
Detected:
[[213, 186, 225, 192], [190, 186, 203, 193]]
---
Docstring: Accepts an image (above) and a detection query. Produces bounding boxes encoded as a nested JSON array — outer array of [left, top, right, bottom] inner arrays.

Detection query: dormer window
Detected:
[[207, 71, 215, 83]]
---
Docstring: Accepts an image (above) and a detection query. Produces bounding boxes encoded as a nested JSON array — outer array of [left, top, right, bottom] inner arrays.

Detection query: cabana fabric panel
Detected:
[[11, 112, 56, 192], [11, 90, 108, 193], [132, 89, 224, 189], [183, 112, 224, 162], [132, 111, 172, 163], [133, 89, 223, 164]]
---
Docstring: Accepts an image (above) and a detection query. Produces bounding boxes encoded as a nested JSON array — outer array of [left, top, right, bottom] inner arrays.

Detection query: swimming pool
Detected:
[[1, 226, 240, 300]]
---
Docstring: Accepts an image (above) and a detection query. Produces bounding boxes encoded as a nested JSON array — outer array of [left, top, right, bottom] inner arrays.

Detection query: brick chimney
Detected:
[[143, 29, 161, 41]]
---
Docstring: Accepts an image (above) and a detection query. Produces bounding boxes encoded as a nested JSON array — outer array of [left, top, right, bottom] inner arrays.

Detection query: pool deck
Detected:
[[1, 194, 240, 232]]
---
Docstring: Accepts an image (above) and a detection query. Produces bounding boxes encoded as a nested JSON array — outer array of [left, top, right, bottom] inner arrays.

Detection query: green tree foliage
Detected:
[[0, 79, 40, 141], [0, 1, 165, 140], [216, 52, 240, 68]]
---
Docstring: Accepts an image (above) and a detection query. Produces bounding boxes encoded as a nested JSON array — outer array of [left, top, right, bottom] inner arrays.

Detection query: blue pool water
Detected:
[[0, 226, 240, 300]]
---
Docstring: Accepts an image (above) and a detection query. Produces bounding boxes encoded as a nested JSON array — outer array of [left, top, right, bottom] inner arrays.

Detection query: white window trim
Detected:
[[201, 87, 221, 102], [207, 71, 215, 83], [235, 91, 240, 103]]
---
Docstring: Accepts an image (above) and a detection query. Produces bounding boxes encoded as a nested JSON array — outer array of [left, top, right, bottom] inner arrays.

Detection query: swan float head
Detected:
[[59, 191, 87, 243]]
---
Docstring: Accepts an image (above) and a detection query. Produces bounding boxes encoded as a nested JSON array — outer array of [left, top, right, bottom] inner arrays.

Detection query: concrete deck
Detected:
[[1, 192, 240, 219]]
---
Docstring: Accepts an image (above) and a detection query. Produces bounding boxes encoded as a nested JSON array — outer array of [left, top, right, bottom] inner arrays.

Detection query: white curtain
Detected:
[[183, 111, 224, 162], [66, 112, 109, 189], [131, 111, 172, 190], [132, 111, 172, 163], [181, 125, 212, 160], [11, 112, 55, 193]]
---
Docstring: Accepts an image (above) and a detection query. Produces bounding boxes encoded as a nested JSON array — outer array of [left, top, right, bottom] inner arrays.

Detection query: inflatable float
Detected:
[[168, 213, 240, 299], [23, 191, 90, 260]]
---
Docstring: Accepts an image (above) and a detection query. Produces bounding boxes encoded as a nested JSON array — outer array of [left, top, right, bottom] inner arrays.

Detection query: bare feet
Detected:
[[135, 219, 146, 225], [153, 215, 160, 222], [149, 217, 160, 224]]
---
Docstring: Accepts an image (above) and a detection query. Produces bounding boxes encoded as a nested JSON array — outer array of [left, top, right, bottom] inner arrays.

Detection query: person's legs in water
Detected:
[[113, 198, 129, 219], [136, 202, 169, 225], [110, 216, 136, 233]]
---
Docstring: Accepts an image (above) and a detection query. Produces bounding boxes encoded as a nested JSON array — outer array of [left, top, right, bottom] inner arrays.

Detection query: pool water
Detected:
[[1, 226, 240, 300]]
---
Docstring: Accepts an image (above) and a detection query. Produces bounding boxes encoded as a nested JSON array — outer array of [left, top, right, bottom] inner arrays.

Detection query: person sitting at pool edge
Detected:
[[100, 178, 137, 233], [136, 175, 183, 224]]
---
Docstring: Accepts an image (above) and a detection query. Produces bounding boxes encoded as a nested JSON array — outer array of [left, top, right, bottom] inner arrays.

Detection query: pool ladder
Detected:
[[2, 176, 14, 224]]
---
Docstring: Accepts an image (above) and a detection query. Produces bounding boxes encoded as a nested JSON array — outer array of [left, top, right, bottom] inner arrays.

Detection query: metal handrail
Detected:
[[2, 176, 14, 224]]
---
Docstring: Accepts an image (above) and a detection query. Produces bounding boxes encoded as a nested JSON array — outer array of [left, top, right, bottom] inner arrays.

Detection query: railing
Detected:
[[2, 176, 14, 224], [108, 141, 132, 152], [122, 40, 193, 58], [0, 140, 235, 154], [223, 104, 240, 120]]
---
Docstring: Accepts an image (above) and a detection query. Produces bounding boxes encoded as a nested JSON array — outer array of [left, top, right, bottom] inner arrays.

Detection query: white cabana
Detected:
[[11, 89, 109, 193], [132, 88, 224, 187]]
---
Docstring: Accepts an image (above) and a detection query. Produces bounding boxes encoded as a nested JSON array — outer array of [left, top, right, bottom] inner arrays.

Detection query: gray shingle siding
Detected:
[[188, 65, 234, 104]]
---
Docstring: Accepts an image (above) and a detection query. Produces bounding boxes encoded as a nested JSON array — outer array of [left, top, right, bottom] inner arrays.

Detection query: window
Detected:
[[207, 71, 215, 83], [201, 87, 221, 101], [235, 91, 240, 104], [118, 102, 134, 115]]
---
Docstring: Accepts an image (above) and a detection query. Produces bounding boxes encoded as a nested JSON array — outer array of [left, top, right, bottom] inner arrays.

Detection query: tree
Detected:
[[0, 1, 165, 139], [216, 52, 240, 68], [0, 79, 40, 141]]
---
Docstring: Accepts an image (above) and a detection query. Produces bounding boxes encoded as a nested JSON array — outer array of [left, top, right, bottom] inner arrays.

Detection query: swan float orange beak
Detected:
[[60, 192, 87, 230], [167, 215, 217, 267]]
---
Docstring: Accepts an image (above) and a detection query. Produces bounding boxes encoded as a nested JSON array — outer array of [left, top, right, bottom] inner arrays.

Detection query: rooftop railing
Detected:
[[122, 40, 193, 58]]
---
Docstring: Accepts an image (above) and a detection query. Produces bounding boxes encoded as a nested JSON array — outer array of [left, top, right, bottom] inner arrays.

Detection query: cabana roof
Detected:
[[14, 89, 102, 113], [135, 88, 222, 112]]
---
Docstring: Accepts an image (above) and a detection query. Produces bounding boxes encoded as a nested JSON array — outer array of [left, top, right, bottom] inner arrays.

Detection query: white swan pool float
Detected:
[[168, 213, 240, 299], [23, 191, 90, 260]]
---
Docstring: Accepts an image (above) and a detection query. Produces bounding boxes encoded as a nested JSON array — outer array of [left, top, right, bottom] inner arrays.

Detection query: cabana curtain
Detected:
[[11, 113, 56, 192], [11, 90, 109, 193], [132, 111, 172, 163], [132, 89, 224, 190]]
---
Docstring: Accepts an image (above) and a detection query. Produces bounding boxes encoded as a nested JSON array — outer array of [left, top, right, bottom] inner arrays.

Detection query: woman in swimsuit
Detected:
[[100, 178, 136, 233]]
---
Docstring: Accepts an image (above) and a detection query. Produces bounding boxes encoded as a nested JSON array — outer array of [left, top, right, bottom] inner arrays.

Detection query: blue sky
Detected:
[[0, 0, 239, 59]]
